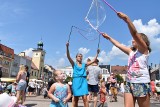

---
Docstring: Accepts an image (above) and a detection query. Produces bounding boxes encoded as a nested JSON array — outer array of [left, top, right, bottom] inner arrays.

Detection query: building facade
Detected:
[[150, 64, 160, 80], [0, 44, 14, 77], [10, 54, 32, 77], [32, 41, 46, 80], [111, 65, 128, 81]]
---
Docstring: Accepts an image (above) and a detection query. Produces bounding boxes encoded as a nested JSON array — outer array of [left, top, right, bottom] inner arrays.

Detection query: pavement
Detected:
[[24, 95, 160, 107]]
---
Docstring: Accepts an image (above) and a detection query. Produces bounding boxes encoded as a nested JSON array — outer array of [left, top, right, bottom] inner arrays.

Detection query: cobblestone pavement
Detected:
[[24, 95, 160, 107]]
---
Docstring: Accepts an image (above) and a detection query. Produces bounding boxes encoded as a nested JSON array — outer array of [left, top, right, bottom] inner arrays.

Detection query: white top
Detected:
[[155, 80, 160, 92], [29, 81, 36, 88], [87, 65, 101, 85], [126, 50, 150, 83]]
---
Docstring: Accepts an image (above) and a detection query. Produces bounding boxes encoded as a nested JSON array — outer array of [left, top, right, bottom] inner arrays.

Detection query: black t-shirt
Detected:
[[26, 71, 30, 83], [47, 79, 54, 90], [105, 83, 110, 89]]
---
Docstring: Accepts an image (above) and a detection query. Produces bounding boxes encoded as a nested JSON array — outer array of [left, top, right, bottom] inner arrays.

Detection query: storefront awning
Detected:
[[0, 78, 16, 82]]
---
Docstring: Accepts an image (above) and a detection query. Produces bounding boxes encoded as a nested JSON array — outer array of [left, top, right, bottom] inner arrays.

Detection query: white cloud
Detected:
[[133, 19, 160, 51], [57, 58, 65, 68], [108, 46, 128, 60], [85, 47, 128, 65], [78, 47, 90, 55], [98, 46, 128, 65], [23, 48, 33, 57]]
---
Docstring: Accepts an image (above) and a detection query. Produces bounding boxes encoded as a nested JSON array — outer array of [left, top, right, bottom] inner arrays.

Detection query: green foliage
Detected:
[[64, 75, 72, 83], [115, 74, 124, 83]]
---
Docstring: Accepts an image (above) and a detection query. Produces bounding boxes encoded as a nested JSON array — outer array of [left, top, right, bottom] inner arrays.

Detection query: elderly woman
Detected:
[[15, 65, 27, 105]]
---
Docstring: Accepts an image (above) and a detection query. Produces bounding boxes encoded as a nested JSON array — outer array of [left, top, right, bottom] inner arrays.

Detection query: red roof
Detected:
[[0, 44, 14, 59], [111, 65, 128, 74]]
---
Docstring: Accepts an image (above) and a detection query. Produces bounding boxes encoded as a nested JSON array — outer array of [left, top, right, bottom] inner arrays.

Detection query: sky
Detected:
[[0, 0, 160, 69]]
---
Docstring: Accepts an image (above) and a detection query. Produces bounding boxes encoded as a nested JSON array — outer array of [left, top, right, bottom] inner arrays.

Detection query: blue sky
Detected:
[[0, 0, 160, 68]]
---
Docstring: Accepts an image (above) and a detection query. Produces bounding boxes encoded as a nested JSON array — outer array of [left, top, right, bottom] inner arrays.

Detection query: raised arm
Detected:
[[86, 49, 100, 66], [102, 33, 131, 55], [117, 12, 148, 52], [66, 42, 74, 67]]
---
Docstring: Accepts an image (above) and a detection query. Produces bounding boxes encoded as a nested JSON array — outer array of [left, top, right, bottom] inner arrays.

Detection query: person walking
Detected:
[[15, 65, 27, 106], [98, 81, 107, 107], [87, 58, 102, 107], [109, 73, 118, 102], [102, 11, 151, 107]]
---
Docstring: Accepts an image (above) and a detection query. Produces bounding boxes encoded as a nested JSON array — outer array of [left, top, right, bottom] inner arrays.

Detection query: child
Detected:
[[98, 81, 107, 107], [66, 42, 100, 107], [11, 82, 17, 96], [48, 70, 71, 107], [102, 12, 151, 107]]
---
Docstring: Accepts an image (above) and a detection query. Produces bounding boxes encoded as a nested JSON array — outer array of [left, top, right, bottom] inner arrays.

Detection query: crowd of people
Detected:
[[0, 65, 46, 106]]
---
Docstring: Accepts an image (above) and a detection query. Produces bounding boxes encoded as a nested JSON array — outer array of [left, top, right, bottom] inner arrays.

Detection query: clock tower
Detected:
[[32, 40, 46, 79]]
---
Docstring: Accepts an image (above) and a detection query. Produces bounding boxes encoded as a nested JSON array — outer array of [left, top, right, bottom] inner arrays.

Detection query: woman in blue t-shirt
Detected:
[[66, 42, 99, 107]]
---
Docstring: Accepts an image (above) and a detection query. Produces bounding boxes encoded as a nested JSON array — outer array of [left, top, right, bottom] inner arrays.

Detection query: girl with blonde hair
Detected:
[[15, 64, 27, 106]]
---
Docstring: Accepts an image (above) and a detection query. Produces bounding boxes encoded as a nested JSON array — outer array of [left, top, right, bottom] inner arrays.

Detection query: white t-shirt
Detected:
[[155, 80, 160, 92], [87, 65, 101, 85], [126, 50, 150, 83], [29, 82, 35, 88]]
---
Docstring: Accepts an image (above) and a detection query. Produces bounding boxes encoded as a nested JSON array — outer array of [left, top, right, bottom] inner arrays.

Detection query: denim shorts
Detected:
[[125, 82, 151, 97], [88, 84, 99, 93], [16, 81, 27, 91]]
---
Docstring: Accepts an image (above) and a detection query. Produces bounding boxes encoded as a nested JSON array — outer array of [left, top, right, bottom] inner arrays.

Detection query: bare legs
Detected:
[[124, 93, 150, 107], [72, 95, 89, 107]]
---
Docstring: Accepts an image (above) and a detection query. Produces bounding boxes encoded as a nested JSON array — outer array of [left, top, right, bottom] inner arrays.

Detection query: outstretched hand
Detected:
[[102, 33, 110, 40], [117, 12, 128, 22]]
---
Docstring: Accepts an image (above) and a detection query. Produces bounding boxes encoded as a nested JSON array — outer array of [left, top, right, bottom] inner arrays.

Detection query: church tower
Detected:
[[32, 40, 46, 79]]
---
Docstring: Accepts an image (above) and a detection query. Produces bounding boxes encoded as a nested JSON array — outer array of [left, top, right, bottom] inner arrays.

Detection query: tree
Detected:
[[115, 74, 124, 83], [64, 75, 72, 83]]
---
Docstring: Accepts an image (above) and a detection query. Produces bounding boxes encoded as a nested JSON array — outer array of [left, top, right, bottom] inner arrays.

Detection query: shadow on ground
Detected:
[[25, 103, 37, 107]]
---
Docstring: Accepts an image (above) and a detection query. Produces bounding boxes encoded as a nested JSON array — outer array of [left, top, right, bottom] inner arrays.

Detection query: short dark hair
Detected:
[[76, 53, 83, 58], [25, 65, 28, 69]]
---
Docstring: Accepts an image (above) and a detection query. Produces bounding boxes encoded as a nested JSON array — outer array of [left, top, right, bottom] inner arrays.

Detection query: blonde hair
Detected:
[[53, 70, 62, 81], [19, 64, 26, 73]]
